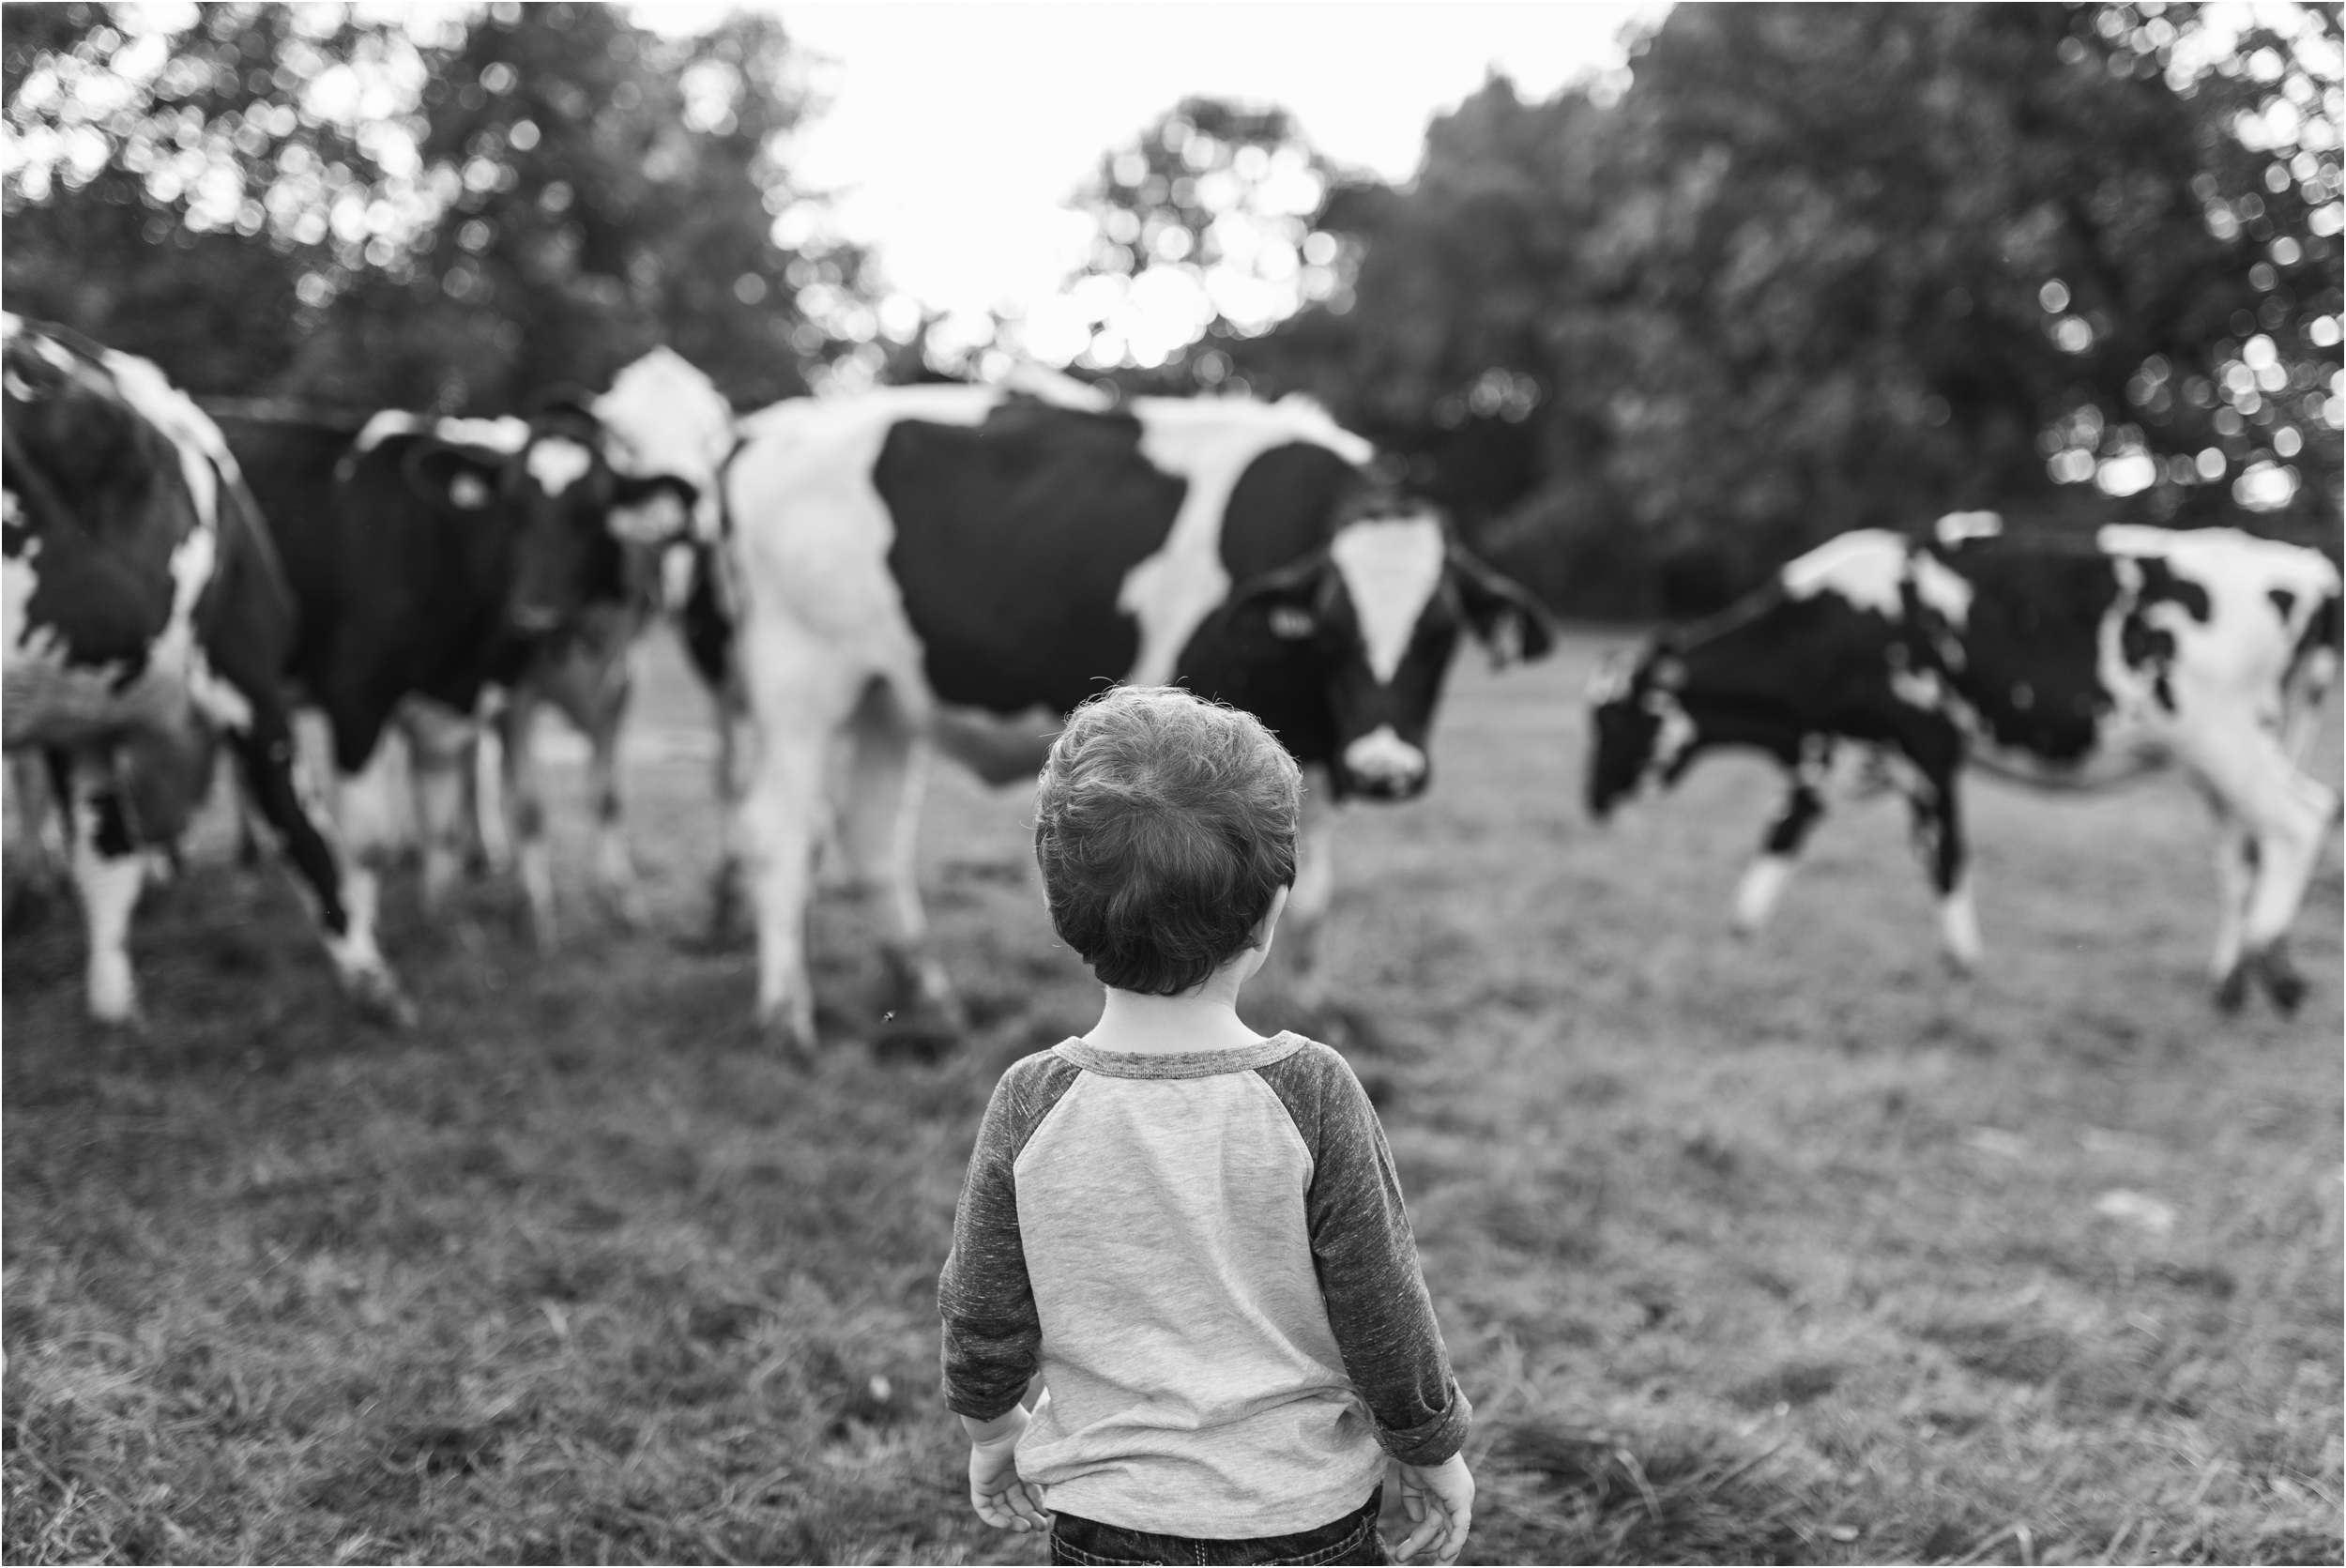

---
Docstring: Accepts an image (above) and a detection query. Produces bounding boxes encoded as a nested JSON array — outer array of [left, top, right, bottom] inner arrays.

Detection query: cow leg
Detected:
[[398, 698, 479, 916], [837, 677, 961, 1048], [1285, 767, 1341, 1012], [234, 712, 411, 1027], [2201, 794, 2257, 1011], [495, 689, 559, 950], [745, 725, 826, 1051], [706, 667, 755, 946], [2181, 722, 2336, 1015], [4, 749, 69, 926], [455, 691, 502, 879], [578, 669, 647, 931], [64, 750, 147, 1028], [739, 629, 865, 1052], [1732, 751, 1830, 932], [1913, 759, 1979, 972]]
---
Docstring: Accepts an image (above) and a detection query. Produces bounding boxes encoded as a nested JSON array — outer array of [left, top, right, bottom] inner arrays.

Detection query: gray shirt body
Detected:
[[939, 1032, 1470, 1537]]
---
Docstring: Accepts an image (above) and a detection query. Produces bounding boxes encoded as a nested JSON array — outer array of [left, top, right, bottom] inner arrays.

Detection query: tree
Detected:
[[1028, 96, 1360, 391], [2, 2, 883, 413], [1227, 3, 2343, 614]]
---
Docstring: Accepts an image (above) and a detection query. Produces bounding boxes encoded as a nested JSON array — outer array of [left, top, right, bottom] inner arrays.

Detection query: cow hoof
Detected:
[[2214, 965, 2250, 1014], [352, 973, 418, 1029], [762, 1017, 816, 1066], [2255, 946, 2308, 1016], [86, 1006, 148, 1039]]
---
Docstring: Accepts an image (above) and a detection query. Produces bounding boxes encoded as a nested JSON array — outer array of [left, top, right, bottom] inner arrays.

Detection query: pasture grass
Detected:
[[6, 629, 2339, 1564]]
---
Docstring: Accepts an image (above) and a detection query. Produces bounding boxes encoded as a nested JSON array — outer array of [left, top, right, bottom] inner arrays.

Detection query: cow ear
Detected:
[[1228, 553, 1330, 609], [610, 474, 695, 543], [1226, 555, 1332, 641], [1451, 547, 1556, 667], [527, 387, 599, 424], [404, 441, 503, 512]]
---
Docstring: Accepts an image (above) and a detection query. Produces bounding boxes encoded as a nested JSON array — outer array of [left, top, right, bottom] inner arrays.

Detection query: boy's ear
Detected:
[[1252, 885, 1290, 950]]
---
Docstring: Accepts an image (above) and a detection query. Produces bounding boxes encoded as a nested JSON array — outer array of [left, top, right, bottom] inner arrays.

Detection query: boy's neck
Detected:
[[1083, 977, 1269, 1056]]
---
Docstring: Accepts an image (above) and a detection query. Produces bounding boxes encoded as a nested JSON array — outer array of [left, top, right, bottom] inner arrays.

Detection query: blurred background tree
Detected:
[[998, 96, 1358, 392], [2, 0, 885, 413], [1065, 3, 2342, 614]]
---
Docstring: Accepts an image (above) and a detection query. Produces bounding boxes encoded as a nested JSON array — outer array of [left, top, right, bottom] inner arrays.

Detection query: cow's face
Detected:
[[592, 347, 735, 542], [4, 324, 169, 535], [1585, 647, 1694, 819], [4, 322, 200, 668], [500, 410, 625, 638], [511, 402, 702, 637], [1232, 510, 1552, 799]]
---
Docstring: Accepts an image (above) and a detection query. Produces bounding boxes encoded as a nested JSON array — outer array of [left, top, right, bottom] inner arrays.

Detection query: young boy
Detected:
[[938, 685, 1475, 1567]]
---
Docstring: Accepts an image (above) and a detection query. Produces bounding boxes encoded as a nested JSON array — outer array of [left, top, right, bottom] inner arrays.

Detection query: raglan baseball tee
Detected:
[[937, 1032, 1470, 1537]]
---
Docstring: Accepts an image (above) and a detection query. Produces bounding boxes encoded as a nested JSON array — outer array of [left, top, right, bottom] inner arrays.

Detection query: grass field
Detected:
[[5, 628, 2339, 1566]]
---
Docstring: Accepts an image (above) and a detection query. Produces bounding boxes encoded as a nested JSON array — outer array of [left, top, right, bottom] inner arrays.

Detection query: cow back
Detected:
[[1933, 537, 2122, 762], [875, 401, 1185, 715]]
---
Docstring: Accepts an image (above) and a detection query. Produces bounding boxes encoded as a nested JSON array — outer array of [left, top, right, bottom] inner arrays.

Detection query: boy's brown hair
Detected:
[[1034, 686, 1302, 996]]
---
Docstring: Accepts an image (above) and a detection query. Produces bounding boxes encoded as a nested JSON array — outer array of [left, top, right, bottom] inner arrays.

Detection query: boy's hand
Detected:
[[1390, 1453, 1474, 1564], [963, 1405, 1052, 1533]]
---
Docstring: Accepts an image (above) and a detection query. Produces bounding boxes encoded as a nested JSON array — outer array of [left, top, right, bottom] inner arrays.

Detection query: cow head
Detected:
[[1228, 499, 1553, 799], [592, 348, 736, 541], [1585, 644, 1697, 820], [4, 318, 210, 671], [5, 319, 185, 540], [402, 402, 696, 642]]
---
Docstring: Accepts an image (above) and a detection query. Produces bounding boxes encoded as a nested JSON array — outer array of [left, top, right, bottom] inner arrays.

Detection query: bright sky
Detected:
[[658, 3, 1656, 329]]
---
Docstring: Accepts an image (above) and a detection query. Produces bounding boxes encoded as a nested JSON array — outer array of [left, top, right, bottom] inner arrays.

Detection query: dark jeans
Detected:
[[1049, 1486, 1389, 1567]]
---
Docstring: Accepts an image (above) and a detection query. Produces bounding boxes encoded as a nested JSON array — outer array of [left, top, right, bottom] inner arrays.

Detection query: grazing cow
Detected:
[[214, 403, 694, 944], [3, 315, 406, 1026], [1586, 514, 2341, 1012], [719, 385, 1555, 1048]]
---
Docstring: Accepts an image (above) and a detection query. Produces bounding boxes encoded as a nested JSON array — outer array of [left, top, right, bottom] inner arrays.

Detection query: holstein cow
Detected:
[[719, 384, 1554, 1048], [215, 402, 694, 945], [1586, 514, 2340, 1012], [586, 349, 751, 928], [3, 315, 406, 1026]]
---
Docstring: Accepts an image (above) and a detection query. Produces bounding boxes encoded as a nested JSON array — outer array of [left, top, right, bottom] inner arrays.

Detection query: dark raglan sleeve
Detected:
[[1256, 1042, 1471, 1466], [937, 1051, 1081, 1421]]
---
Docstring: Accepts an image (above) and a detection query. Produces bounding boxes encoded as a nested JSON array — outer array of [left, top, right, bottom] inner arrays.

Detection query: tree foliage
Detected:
[[1032, 96, 1359, 388], [2, 2, 882, 413], [1199, 3, 2344, 613]]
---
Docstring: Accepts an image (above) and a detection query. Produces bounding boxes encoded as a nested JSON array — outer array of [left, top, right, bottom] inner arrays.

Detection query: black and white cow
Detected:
[[1587, 514, 2341, 1012], [215, 402, 693, 945], [582, 349, 749, 930], [711, 383, 1554, 1048], [3, 315, 406, 1026]]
